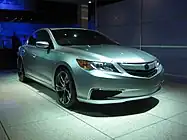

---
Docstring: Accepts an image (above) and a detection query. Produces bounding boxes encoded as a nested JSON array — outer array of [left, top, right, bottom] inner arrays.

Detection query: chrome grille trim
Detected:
[[118, 61, 157, 77]]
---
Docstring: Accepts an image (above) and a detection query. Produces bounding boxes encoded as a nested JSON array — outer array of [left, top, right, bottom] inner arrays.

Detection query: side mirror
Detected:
[[36, 41, 49, 49]]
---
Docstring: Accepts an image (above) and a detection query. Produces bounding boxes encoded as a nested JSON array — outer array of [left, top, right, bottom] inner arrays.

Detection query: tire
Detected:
[[17, 60, 27, 82], [55, 67, 78, 109]]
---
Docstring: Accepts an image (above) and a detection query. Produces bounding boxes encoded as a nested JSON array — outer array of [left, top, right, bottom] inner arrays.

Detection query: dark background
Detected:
[[0, 0, 78, 24]]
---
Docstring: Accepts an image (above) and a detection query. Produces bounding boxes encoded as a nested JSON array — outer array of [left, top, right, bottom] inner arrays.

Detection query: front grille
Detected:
[[124, 68, 157, 77]]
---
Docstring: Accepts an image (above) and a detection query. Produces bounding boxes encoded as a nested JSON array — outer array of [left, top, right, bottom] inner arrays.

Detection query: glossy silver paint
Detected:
[[18, 28, 164, 104]]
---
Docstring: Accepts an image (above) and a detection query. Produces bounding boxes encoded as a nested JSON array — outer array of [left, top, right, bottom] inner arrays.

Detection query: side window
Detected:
[[35, 30, 54, 49]]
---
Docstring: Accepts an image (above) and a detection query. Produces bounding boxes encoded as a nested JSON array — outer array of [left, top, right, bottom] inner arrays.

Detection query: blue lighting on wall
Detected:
[[0, 22, 80, 49], [0, 0, 27, 10]]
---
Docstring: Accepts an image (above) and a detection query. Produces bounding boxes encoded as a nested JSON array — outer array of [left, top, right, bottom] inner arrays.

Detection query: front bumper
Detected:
[[77, 84, 161, 104], [73, 65, 164, 104]]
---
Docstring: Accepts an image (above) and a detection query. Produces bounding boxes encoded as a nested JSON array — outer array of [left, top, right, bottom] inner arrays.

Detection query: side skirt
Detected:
[[25, 74, 56, 92]]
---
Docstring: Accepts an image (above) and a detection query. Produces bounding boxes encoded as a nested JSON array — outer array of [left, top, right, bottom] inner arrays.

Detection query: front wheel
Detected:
[[55, 68, 78, 109]]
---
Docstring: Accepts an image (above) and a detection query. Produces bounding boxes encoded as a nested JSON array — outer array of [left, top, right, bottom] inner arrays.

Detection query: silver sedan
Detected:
[[17, 28, 164, 108]]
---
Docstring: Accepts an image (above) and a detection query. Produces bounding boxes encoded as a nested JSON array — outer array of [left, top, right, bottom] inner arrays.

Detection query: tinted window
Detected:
[[28, 30, 53, 48], [36, 30, 51, 42], [51, 29, 119, 46]]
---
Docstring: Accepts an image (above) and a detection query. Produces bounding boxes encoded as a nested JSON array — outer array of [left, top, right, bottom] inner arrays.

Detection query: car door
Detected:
[[31, 30, 55, 85], [22, 34, 37, 76]]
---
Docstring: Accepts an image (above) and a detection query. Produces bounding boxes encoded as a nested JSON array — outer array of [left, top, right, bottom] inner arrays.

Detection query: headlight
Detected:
[[76, 59, 119, 72]]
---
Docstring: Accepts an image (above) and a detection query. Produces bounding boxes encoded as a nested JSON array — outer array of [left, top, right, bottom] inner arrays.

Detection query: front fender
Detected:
[[52, 61, 77, 88]]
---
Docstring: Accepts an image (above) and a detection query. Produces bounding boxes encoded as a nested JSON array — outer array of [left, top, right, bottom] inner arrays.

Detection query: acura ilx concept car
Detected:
[[17, 28, 164, 108]]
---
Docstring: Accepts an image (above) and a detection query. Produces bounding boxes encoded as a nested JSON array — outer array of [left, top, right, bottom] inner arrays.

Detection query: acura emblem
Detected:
[[144, 64, 149, 70]]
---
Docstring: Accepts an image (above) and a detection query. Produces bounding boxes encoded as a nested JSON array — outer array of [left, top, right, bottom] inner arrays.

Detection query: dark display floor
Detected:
[[0, 71, 187, 140]]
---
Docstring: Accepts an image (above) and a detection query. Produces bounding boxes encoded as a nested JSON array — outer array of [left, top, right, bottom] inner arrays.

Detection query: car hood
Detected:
[[68, 45, 156, 63]]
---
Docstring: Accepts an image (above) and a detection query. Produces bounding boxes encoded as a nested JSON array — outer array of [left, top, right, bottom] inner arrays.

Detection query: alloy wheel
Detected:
[[56, 71, 72, 105]]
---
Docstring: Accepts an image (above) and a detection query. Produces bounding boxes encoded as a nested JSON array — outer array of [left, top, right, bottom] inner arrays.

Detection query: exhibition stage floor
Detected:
[[0, 71, 187, 140]]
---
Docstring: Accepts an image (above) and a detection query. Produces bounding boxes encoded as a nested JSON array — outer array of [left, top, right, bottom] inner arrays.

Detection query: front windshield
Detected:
[[51, 29, 119, 46]]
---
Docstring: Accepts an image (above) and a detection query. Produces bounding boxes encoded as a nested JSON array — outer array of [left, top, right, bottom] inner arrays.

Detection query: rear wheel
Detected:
[[55, 68, 77, 108], [18, 60, 27, 82]]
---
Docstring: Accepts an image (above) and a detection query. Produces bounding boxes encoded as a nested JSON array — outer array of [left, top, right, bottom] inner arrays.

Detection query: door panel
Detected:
[[32, 48, 54, 84], [22, 45, 37, 77], [27, 47, 41, 78], [27, 29, 55, 85]]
